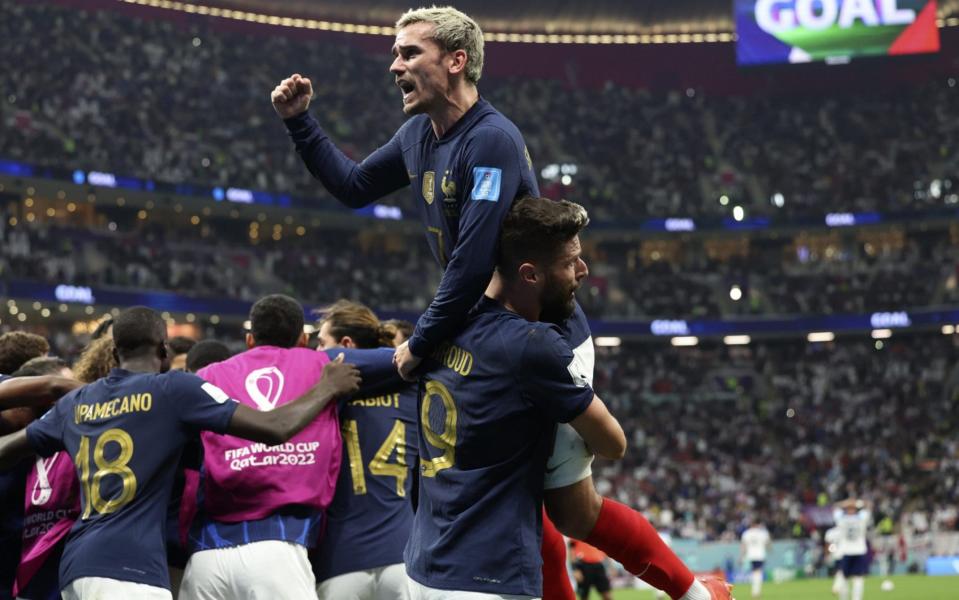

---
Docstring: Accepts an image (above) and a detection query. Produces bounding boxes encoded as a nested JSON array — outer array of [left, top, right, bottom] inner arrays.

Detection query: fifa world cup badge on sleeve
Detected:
[[470, 167, 502, 202]]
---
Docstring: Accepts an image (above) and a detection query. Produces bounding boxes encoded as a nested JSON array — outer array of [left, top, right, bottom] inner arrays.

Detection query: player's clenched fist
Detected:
[[271, 73, 313, 119]]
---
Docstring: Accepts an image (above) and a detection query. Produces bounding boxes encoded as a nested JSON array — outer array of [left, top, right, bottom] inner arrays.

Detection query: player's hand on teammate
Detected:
[[393, 341, 422, 382], [271, 73, 314, 119], [317, 353, 362, 398]]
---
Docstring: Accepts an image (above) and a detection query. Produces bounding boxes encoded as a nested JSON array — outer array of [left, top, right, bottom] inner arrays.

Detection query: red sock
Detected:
[[584, 498, 695, 599], [541, 509, 576, 600]]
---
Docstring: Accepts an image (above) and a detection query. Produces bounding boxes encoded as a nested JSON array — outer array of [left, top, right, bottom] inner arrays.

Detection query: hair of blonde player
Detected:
[[396, 6, 485, 84]]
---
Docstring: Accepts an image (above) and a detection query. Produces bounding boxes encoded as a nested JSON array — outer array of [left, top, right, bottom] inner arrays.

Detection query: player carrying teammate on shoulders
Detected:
[[0, 306, 360, 600], [273, 8, 730, 599], [312, 300, 419, 600], [407, 195, 625, 599]]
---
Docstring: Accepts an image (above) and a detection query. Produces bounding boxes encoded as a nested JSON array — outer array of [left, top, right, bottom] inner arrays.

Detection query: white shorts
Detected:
[[406, 575, 538, 600], [179, 540, 316, 600], [543, 423, 594, 490], [60, 577, 172, 600], [317, 563, 408, 600]]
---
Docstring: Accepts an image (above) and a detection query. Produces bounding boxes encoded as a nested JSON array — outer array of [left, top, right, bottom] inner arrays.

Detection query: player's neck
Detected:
[[119, 357, 161, 374], [487, 277, 540, 322], [429, 85, 479, 138]]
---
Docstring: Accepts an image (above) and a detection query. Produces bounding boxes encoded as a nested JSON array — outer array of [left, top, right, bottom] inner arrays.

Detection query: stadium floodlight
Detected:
[[723, 335, 751, 346], [871, 329, 892, 339], [729, 285, 743, 301], [670, 336, 699, 347], [807, 331, 835, 343], [943, 325, 956, 335], [733, 205, 745, 221], [594, 337, 621, 347]]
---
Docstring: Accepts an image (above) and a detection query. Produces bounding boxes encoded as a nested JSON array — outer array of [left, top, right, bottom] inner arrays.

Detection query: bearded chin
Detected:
[[540, 293, 575, 325]]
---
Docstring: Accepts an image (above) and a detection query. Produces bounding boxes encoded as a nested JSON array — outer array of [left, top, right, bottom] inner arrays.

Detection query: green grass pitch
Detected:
[[590, 575, 958, 599]]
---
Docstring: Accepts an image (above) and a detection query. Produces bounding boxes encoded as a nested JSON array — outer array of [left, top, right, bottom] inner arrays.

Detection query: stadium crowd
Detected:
[[2, 0, 959, 223], [591, 336, 959, 541], [2, 205, 957, 319]]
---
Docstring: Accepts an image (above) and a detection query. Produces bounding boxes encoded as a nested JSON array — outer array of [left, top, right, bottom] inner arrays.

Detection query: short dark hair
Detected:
[[12, 356, 67, 377], [186, 340, 232, 373], [0, 332, 50, 375], [112, 307, 167, 359], [168, 336, 196, 356], [498, 195, 589, 279], [317, 300, 393, 349], [250, 294, 304, 348]]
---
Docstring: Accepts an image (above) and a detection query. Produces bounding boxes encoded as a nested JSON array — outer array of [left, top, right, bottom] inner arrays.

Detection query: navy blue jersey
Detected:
[[24, 369, 238, 590], [313, 382, 418, 582], [405, 297, 594, 596], [286, 98, 539, 358], [188, 347, 402, 552], [0, 373, 26, 600]]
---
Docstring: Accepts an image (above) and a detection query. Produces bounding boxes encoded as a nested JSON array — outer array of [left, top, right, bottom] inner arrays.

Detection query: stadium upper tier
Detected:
[[2, 1, 959, 223], [1, 197, 957, 322]]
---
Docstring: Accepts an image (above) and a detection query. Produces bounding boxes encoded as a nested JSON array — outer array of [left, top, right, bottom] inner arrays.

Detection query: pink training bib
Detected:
[[14, 451, 80, 596], [197, 347, 341, 522]]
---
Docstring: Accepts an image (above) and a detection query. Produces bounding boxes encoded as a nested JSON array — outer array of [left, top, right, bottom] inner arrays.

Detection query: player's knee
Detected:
[[544, 480, 603, 540]]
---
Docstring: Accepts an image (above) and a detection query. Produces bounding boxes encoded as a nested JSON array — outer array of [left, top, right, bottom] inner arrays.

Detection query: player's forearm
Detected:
[[408, 263, 493, 357], [0, 376, 82, 409], [285, 112, 398, 208], [243, 384, 339, 446], [570, 396, 626, 460], [0, 430, 34, 470]]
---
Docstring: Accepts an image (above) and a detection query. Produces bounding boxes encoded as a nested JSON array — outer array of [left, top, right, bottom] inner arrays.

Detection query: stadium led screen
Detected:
[[735, 0, 940, 65]]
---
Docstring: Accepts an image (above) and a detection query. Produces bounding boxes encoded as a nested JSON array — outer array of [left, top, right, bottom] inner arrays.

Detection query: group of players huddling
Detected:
[[0, 7, 737, 600]]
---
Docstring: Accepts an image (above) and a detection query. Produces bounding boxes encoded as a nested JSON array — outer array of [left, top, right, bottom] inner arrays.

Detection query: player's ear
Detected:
[[518, 262, 539, 285], [341, 336, 356, 349], [447, 48, 468, 76], [295, 332, 308, 348], [245, 333, 255, 349]]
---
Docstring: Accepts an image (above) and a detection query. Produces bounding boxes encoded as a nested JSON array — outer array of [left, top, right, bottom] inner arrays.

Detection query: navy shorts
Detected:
[[841, 554, 869, 577], [751, 560, 765, 571]]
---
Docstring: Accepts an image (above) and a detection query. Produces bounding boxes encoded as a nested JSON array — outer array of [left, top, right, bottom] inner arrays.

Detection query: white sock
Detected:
[[838, 577, 849, 600], [751, 569, 763, 597], [832, 572, 845, 594], [680, 579, 711, 600], [851, 577, 864, 600]]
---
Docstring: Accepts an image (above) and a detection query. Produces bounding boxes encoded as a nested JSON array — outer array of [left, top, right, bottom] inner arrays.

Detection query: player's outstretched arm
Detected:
[[273, 73, 409, 208], [226, 354, 361, 445], [569, 396, 626, 460], [0, 430, 34, 470], [0, 376, 83, 410]]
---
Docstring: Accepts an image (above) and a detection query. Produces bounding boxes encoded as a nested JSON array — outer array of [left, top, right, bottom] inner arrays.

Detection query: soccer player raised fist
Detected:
[[271, 73, 313, 119]]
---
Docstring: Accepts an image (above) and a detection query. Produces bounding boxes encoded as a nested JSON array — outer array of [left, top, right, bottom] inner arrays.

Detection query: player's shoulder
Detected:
[[396, 114, 432, 144]]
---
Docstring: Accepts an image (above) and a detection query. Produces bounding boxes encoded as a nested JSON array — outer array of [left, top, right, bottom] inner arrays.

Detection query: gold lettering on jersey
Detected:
[[431, 343, 473, 377], [348, 393, 400, 408], [441, 171, 457, 201], [524, 146, 533, 171], [74, 393, 154, 424], [422, 171, 435, 204]]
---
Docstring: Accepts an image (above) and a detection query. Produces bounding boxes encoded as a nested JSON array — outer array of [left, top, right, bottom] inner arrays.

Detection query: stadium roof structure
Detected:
[[172, 0, 959, 36]]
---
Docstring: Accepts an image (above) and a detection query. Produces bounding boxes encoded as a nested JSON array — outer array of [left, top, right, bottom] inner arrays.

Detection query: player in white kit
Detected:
[[740, 518, 771, 598], [823, 525, 845, 595], [833, 499, 871, 600]]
